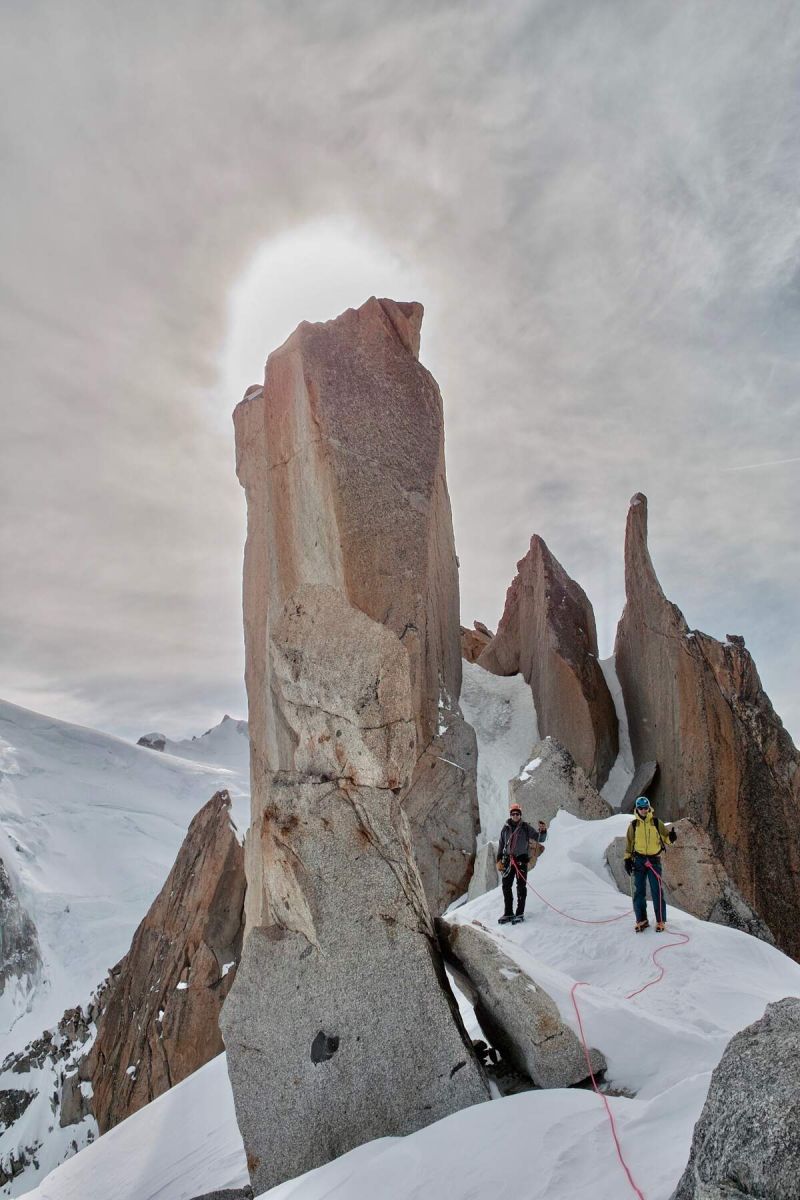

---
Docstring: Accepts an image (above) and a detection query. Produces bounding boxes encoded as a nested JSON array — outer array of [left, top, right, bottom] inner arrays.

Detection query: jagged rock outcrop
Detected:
[[0, 857, 41, 1003], [605, 820, 775, 942], [467, 841, 500, 901], [672, 997, 800, 1199], [86, 789, 245, 1133], [509, 738, 613, 826], [222, 298, 489, 1194], [478, 535, 618, 788], [461, 621, 493, 663], [439, 920, 606, 1088], [620, 760, 658, 814], [615, 493, 800, 959]]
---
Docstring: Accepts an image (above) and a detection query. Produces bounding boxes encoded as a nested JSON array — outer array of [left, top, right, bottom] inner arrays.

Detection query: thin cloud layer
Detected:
[[1, 0, 798, 740]]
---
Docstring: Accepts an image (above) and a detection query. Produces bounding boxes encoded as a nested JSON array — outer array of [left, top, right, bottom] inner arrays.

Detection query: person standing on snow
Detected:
[[496, 801, 547, 925], [624, 795, 677, 933]]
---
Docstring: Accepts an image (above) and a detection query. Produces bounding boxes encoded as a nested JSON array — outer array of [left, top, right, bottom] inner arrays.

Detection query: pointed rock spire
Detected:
[[478, 534, 618, 788], [614, 493, 800, 960]]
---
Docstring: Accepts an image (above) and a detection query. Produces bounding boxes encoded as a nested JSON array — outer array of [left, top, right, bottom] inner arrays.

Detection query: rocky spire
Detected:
[[478, 534, 618, 788], [86, 790, 245, 1132], [615, 493, 800, 960], [222, 298, 489, 1194]]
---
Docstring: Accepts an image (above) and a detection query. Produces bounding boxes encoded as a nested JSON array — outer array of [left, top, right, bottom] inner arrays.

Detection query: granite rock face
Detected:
[[467, 841, 500, 902], [509, 738, 613, 827], [605, 821, 774, 942], [614, 493, 800, 959], [620, 760, 658, 814], [0, 857, 41, 1005], [233, 297, 478, 920], [440, 920, 605, 1088], [672, 997, 800, 1199], [460, 621, 493, 663], [479, 535, 618, 788], [223, 299, 489, 1193], [86, 790, 245, 1133]]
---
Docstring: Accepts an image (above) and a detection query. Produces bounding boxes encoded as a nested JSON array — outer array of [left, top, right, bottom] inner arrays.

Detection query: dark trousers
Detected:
[[502, 860, 528, 915], [632, 853, 665, 923]]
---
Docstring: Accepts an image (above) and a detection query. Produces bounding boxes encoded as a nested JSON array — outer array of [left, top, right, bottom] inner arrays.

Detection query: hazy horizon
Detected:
[[2, 1, 798, 744]]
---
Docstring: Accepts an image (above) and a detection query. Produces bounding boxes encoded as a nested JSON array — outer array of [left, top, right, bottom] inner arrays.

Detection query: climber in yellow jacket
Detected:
[[623, 796, 677, 933]]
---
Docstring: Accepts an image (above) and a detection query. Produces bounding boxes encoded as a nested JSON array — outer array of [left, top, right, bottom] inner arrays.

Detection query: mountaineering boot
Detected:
[[498, 914, 513, 925], [511, 914, 525, 925], [655, 921, 666, 932], [634, 919, 649, 933]]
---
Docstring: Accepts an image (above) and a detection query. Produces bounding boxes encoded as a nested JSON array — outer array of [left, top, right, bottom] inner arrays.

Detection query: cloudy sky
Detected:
[[1, 0, 799, 743]]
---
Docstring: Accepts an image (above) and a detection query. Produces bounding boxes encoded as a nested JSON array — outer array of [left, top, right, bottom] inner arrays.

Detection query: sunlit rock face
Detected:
[[479, 534, 618, 789], [615, 493, 800, 960], [233, 297, 478, 919], [222, 298, 489, 1194], [86, 790, 245, 1133]]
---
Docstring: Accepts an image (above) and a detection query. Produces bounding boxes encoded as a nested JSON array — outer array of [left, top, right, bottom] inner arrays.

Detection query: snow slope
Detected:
[[23, 1053, 248, 1200], [27, 811, 800, 1200], [0, 700, 249, 1050]]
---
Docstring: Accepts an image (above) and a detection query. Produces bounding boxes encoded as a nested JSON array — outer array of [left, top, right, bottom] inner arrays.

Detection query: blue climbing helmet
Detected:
[[635, 796, 651, 811]]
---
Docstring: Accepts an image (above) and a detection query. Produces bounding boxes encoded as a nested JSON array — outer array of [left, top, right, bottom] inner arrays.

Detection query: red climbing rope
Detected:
[[504, 853, 690, 1200], [624, 861, 690, 999], [509, 855, 630, 924], [570, 980, 646, 1200]]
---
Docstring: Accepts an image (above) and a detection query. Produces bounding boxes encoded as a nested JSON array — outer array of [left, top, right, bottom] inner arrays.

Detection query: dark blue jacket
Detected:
[[498, 820, 546, 863]]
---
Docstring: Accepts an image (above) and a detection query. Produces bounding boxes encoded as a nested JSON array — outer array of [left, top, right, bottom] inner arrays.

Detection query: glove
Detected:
[[668, 827, 677, 844], [496, 860, 503, 872], [624, 858, 633, 876]]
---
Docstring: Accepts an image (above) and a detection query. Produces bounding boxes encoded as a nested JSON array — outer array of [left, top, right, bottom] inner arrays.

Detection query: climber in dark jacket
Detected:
[[496, 801, 547, 925]]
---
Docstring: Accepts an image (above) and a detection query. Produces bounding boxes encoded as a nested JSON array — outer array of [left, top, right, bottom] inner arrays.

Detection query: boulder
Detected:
[[614, 493, 800, 959], [440, 920, 606, 1088], [605, 821, 774, 943], [86, 789, 245, 1133], [620, 760, 658, 813], [672, 997, 800, 1199], [467, 841, 500, 902], [223, 299, 489, 1193], [461, 621, 493, 663], [509, 738, 613, 826], [478, 535, 618, 788]]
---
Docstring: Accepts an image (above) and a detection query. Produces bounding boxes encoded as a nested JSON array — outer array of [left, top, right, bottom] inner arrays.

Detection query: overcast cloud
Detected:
[[1, 0, 798, 742]]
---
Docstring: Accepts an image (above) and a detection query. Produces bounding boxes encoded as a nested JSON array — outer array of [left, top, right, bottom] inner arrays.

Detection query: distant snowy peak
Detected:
[[137, 715, 249, 769]]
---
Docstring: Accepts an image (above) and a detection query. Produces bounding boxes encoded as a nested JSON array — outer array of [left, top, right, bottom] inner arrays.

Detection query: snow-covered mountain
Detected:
[[0, 700, 249, 1051], [22, 810, 800, 1200]]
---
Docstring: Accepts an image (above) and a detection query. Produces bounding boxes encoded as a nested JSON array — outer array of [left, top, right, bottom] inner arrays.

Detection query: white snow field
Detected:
[[0, 699, 250, 1048], [23, 1053, 248, 1200], [25, 810, 800, 1200]]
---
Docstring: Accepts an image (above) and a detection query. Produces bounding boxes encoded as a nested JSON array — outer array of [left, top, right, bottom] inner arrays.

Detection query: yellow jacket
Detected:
[[625, 812, 672, 859]]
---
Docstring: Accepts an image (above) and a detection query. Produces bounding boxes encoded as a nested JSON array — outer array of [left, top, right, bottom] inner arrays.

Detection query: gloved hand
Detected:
[[668, 828, 677, 844], [496, 860, 504, 872], [624, 858, 633, 876]]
